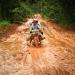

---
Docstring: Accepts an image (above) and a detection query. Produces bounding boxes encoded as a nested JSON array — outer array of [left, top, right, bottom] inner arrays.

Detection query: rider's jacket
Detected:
[[30, 23, 41, 31], [30, 23, 43, 35]]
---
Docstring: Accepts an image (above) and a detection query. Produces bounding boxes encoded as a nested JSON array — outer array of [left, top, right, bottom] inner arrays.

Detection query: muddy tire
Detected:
[[33, 36, 39, 47]]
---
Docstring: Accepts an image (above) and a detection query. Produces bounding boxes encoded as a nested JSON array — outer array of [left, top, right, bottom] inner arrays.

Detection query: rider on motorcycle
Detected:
[[27, 19, 44, 46]]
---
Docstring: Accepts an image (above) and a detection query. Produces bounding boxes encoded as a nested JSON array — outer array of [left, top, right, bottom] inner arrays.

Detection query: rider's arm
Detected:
[[38, 24, 43, 34], [29, 24, 32, 33], [30, 24, 34, 33]]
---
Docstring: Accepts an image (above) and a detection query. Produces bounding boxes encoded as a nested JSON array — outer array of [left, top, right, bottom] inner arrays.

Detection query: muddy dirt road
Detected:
[[0, 16, 75, 75]]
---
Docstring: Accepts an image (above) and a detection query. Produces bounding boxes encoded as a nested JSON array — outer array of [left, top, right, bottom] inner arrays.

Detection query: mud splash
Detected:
[[0, 14, 75, 75]]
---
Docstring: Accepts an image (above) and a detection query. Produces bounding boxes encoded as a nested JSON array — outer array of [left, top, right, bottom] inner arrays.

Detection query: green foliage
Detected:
[[31, 0, 75, 28], [0, 20, 10, 28], [11, 3, 33, 21], [0, 0, 75, 28], [35, 0, 70, 24], [0, 0, 18, 19]]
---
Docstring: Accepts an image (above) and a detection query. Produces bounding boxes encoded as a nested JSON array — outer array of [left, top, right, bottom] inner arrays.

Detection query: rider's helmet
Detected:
[[32, 19, 38, 24]]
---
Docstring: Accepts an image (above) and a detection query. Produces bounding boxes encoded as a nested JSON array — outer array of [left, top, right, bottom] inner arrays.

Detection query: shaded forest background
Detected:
[[0, 0, 75, 28]]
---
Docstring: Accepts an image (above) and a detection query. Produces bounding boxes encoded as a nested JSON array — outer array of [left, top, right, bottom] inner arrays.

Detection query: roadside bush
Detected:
[[11, 3, 33, 22], [0, 20, 10, 28]]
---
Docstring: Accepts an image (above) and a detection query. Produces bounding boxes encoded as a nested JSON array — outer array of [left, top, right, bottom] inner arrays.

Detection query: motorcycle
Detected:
[[28, 29, 43, 47]]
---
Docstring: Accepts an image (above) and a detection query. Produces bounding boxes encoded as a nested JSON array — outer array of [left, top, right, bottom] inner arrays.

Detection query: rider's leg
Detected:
[[39, 33, 44, 40], [29, 34, 34, 46]]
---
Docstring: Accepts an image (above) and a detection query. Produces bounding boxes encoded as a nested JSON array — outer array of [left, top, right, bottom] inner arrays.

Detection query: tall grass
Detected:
[[0, 20, 10, 28]]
